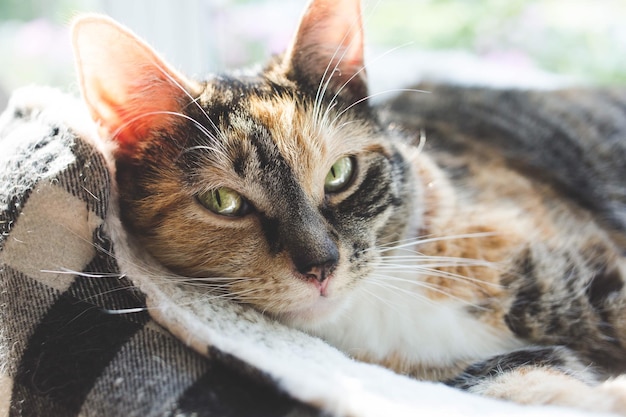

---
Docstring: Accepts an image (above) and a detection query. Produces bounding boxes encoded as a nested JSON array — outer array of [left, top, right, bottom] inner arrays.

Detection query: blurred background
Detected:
[[1, 0, 626, 110]]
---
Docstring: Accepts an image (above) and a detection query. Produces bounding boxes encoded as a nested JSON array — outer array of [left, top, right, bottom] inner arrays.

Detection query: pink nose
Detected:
[[303, 262, 334, 283], [306, 272, 332, 296]]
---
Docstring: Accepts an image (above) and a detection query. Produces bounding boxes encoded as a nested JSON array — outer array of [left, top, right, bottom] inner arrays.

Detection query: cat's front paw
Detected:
[[470, 368, 626, 415], [597, 377, 626, 414]]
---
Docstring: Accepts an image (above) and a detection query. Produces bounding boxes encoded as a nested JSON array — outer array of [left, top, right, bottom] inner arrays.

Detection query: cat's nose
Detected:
[[300, 259, 337, 283], [293, 238, 339, 283], [276, 199, 340, 283]]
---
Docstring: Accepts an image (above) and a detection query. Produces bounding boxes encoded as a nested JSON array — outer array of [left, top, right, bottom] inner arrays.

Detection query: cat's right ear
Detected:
[[72, 15, 202, 157]]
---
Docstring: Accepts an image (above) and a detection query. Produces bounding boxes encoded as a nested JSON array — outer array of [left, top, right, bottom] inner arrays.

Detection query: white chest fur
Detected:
[[300, 272, 524, 372]]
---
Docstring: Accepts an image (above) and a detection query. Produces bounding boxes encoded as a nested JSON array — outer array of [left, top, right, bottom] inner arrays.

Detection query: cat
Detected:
[[72, 0, 626, 413]]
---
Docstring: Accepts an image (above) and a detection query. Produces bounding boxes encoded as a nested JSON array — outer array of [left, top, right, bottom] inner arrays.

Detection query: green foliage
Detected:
[[368, 0, 626, 85], [0, 0, 40, 21], [1, 0, 625, 86]]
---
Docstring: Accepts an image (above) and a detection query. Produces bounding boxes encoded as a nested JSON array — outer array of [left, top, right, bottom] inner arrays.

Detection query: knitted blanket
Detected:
[[0, 86, 603, 417]]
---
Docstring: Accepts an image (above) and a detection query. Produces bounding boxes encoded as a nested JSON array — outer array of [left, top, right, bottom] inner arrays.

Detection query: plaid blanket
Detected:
[[0, 86, 602, 417]]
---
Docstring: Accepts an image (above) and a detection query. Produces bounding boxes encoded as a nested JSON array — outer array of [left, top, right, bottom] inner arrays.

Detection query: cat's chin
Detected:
[[272, 293, 351, 330]]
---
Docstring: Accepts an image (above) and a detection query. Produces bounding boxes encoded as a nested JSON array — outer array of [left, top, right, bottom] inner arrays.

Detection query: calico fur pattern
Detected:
[[72, 0, 626, 414]]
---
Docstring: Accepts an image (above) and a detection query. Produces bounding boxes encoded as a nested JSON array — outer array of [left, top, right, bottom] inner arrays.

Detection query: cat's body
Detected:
[[383, 85, 626, 378], [72, 0, 626, 413]]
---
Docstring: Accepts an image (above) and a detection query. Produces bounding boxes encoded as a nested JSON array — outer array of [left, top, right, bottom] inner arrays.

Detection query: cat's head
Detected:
[[73, 0, 423, 327]]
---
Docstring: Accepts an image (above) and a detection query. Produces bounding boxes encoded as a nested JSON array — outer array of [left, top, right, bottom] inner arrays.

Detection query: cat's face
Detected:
[[73, 0, 422, 326]]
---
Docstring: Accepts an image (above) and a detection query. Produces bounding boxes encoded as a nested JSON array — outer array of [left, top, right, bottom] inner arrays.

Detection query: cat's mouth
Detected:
[[271, 272, 348, 326]]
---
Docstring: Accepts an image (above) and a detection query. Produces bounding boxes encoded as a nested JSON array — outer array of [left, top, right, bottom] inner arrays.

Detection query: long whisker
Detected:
[[40, 268, 126, 279], [149, 59, 225, 141], [378, 258, 501, 272], [378, 254, 494, 265], [376, 266, 503, 289], [322, 42, 414, 126], [376, 231, 500, 253], [103, 307, 148, 315], [202, 287, 265, 299], [313, 0, 382, 127], [377, 265, 500, 286], [358, 282, 407, 313], [369, 273, 488, 310], [42, 225, 273, 317], [179, 144, 230, 161], [104, 286, 267, 315], [109, 109, 232, 169], [172, 276, 263, 284], [111, 110, 215, 143], [330, 88, 429, 126], [364, 277, 438, 308], [313, 35, 356, 127]]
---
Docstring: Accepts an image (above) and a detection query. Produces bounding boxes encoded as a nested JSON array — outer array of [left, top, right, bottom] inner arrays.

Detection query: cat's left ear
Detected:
[[283, 0, 367, 102]]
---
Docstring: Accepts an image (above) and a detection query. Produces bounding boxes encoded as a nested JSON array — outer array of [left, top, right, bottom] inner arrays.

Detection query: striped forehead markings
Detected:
[[246, 126, 302, 200]]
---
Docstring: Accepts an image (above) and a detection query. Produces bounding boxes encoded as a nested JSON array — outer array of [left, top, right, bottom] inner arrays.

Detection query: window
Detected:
[[1, 0, 625, 110]]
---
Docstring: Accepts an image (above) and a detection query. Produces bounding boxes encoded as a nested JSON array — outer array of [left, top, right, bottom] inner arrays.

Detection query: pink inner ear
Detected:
[[87, 70, 185, 153], [285, 0, 367, 99], [72, 15, 200, 156]]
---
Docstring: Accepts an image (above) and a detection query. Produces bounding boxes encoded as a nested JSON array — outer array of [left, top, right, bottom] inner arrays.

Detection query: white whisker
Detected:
[[174, 276, 262, 283], [149, 59, 226, 142], [330, 88, 429, 127], [377, 231, 500, 253], [359, 283, 405, 313], [103, 307, 148, 315], [180, 144, 229, 161], [111, 110, 214, 144], [369, 273, 488, 310], [313, 0, 377, 128], [378, 254, 493, 265], [323, 42, 414, 126], [40, 268, 126, 279], [377, 267, 502, 289], [365, 277, 438, 308]]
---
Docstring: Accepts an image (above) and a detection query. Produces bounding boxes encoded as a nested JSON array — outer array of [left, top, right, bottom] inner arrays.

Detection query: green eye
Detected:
[[324, 156, 355, 193], [198, 187, 248, 217]]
